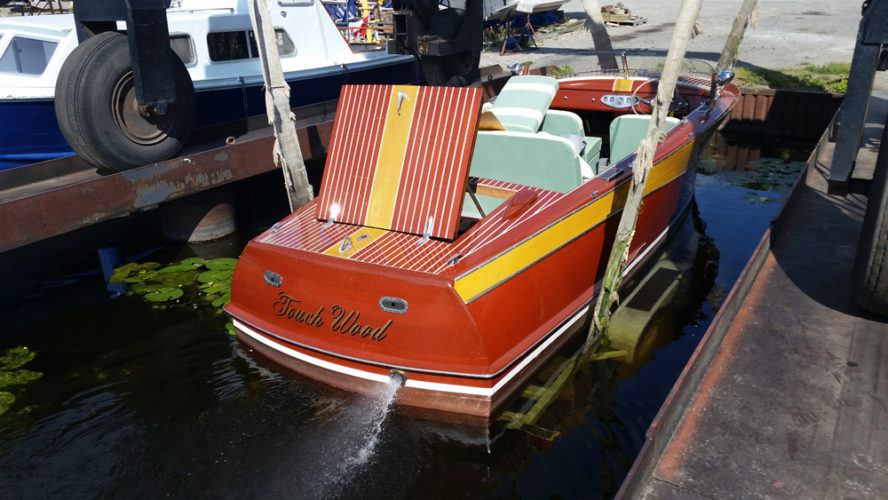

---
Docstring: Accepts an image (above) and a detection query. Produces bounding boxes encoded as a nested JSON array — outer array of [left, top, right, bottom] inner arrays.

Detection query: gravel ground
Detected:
[[480, 0, 865, 73]]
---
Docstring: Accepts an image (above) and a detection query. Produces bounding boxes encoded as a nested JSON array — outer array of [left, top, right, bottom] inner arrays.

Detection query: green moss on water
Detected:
[[0, 346, 43, 417], [0, 369, 42, 388], [0, 346, 35, 370], [0, 392, 15, 416]]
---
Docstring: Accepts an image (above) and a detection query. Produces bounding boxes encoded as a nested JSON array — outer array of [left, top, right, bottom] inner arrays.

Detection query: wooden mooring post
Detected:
[[582, 0, 704, 356], [581, 0, 619, 70], [247, 0, 314, 211], [718, 0, 758, 70]]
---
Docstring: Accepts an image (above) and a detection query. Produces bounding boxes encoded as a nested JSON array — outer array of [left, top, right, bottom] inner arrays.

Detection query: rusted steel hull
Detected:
[[0, 110, 335, 253], [724, 88, 843, 141]]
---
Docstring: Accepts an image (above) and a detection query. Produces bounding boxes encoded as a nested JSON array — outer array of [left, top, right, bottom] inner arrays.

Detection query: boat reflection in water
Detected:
[[396, 205, 719, 447]]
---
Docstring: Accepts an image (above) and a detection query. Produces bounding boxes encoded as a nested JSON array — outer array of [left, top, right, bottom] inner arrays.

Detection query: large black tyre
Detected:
[[853, 120, 888, 316], [55, 31, 195, 172]]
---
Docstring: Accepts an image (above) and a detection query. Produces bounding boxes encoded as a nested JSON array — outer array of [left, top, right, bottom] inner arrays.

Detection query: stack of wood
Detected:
[[601, 3, 647, 26]]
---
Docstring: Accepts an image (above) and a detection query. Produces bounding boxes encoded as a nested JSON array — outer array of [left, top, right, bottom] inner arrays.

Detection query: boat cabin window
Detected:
[[207, 29, 295, 62], [169, 34, 196, 66], [0, 36, 57, 76]]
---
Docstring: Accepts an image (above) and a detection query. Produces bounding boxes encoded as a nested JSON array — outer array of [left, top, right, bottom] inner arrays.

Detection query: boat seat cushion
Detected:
[[540, 110, 602, 175], [541, 109, 584, 137], [491, 75, 559, 133], [469, 130, 583, 193], [582, 137, 602, 176], [609, 115, 681, 163]]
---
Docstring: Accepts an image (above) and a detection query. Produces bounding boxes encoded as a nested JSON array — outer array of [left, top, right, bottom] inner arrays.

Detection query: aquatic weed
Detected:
[[0, 346, 43, 416], [110, 257, 238, 334]]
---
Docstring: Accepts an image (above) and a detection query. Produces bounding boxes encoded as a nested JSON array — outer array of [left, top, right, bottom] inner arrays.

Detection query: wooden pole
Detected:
[[247, 0, 314, 211], [581, 0, 619, 71], [718, 0, 758, 70], [583, 0, 704, 356]]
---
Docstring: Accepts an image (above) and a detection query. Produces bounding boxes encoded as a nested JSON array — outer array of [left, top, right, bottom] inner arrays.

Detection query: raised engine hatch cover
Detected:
[[316, 84, 482, 240]]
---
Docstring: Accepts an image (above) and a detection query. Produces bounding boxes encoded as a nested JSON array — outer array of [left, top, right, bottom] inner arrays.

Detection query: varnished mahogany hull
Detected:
[[226, 79, 739, 419]]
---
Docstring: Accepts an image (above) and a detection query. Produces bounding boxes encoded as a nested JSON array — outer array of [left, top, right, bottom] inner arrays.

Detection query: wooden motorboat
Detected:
[[225, 70, 739, 420]]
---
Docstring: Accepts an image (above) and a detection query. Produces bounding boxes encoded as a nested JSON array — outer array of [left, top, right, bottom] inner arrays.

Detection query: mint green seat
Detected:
[[540, 109, 584, 136], [467, 131, 584, 194], [609, 115, 681, 163], [491, 75, 559, 133], [540, 110, 602, 177]]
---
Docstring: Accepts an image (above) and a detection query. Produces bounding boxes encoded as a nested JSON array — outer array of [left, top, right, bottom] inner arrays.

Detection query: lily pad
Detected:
[[179, 257, 206, 267], [198, 269, 234, 284], [0, 346, 35, 370], [122, 270, 158, 283], [212, 293, 232, 308], [144, 287, 185, 302], [150, 271, 200, 288], [110, 262, 161, 283], [200, 282, 230, 295], [0, 369, 43, 388], [0, 391, 15, 416], [157, 262, 203, 274], [205, 258, 238, 271], [225, 322, 237, 336]]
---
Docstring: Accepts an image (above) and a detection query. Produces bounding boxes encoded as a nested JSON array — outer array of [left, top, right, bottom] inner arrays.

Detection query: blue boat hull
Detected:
[[0, 59, 419, 171]]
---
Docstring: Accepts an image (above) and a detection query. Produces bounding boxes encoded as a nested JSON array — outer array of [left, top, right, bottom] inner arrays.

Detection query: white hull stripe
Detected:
[[234, 223, 674, 398], [233, 305, 587, 398]]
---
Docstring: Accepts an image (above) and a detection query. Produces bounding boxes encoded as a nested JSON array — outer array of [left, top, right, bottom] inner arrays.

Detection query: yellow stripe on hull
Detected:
[[454, 140, 695, 302], [365, 85, 420, 229]]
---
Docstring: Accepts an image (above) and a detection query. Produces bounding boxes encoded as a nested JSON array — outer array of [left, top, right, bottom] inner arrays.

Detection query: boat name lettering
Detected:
[[273, 292, 392, 341]]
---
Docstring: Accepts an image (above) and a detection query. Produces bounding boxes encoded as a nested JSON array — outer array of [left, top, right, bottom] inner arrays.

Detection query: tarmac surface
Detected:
[[482, 0, 864, 73]]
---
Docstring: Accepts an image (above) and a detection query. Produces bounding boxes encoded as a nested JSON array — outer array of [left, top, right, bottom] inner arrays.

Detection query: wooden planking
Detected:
[[316, 84, 390, 226], [391, 86, 483, 239], [257, 179, 564, 274], [315, 84, 482, 240]]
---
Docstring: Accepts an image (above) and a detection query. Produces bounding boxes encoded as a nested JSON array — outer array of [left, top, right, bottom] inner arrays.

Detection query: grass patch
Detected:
[[548, 65, 576, 78], [733, 62, 850, 93]]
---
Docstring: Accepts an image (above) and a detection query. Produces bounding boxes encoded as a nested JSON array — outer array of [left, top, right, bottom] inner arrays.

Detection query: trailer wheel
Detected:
[[853, 123, 888, 316], [55, 31, 194, 172]]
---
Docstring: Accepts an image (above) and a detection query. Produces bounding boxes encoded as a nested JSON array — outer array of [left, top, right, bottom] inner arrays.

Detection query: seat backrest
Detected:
[[490, 75, 558, 133], [469, 131, 583, 193], [540, 109, 584, 137], [609, 115, 681, 163]]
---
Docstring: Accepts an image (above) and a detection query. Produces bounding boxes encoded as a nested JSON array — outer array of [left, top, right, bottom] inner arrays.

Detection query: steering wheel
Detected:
[[630, 78, 689, 115], [630, 78, 659, 115]]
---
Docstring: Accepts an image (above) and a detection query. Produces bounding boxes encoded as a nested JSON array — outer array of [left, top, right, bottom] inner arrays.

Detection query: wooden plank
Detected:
[[317, 84, 482, 239]]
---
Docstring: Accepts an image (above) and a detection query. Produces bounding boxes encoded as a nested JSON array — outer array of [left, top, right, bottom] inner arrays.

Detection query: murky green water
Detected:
[[0, 133, 809, 499]]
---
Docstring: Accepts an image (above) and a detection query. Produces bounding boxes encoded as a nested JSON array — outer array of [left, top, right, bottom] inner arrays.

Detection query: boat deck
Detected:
[[620, 81, 888, 498], [258, 178, 562, 275]]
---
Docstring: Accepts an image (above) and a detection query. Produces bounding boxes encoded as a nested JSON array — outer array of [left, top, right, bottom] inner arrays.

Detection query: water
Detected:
[[0, 132, 810, 499]]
